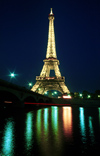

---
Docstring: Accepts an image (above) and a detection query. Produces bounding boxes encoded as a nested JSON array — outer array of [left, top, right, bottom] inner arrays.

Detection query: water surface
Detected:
[[0, 106, 100, 155]]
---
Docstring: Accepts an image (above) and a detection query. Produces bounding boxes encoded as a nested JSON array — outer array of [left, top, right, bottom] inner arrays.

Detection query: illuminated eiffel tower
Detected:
[[31, 8, 70, 94]]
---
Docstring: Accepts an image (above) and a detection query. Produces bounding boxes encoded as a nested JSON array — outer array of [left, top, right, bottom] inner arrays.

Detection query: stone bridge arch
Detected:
[[0, 83, 52, 107], [0, 90, 20, 105], [0, 87, 22, 101], [24, 96, 37, 103]]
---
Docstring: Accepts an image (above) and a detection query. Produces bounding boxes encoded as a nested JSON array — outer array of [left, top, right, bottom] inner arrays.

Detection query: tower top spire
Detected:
[[46, 8, 56, 58], [50, 8, 53, 15]]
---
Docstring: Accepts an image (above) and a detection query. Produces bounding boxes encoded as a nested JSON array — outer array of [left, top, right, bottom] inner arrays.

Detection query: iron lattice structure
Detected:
[[31, 8, 70, 94]]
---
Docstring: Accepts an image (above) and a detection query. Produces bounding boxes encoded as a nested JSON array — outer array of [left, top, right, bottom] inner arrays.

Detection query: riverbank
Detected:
[[51, 98, 100, 107], [1, 98, 100, 109]]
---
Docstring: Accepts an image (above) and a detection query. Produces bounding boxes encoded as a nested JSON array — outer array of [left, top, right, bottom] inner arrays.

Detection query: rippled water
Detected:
[[0, 106, 100, 155]]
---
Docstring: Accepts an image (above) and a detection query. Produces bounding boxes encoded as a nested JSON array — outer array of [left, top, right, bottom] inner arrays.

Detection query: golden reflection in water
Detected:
[[2, 118, 15, 156], [36, 107, 62, 156], [63, 107, 72, 140], [36, 108, 49, 155]]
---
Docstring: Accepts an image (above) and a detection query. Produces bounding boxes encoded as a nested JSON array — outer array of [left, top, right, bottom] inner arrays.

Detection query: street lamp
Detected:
[[80, 94, 82, 97], [87, 95, 91, 99], [28, 82, 32, 89], [10, 73, 15, 77], [9, 72, 16, 78], [44, 91, 48, 95], [8, 72, 18, 82], [52, 93, 54, 96], [28, 83, 32, 87], [54, 91, 57, 94]]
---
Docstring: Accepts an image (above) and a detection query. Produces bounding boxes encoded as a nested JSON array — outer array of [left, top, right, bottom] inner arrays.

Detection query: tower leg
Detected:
[[54, 64, 61, 77], [31, 81, 41, 92], [58, 82, 70, 94], [40, 64, 50, 77]]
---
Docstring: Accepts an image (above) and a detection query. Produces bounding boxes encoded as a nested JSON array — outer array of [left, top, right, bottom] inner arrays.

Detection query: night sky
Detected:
[[0, 0, 100, 93]]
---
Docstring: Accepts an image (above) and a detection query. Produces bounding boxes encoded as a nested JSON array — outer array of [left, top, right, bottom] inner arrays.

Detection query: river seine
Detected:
[[0, 106, 100, 156]]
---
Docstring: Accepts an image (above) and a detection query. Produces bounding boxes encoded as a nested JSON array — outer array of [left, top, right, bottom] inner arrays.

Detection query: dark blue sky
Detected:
[[0, 0, 100, 93]]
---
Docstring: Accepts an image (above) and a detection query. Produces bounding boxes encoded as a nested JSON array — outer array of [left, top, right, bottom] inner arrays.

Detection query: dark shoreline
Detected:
[[0, 98, 100, 109], [51, 98, 100, 107]]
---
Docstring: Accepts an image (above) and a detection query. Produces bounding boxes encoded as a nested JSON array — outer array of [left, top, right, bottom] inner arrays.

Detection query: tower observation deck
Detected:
[[31, 8, 70, 94]]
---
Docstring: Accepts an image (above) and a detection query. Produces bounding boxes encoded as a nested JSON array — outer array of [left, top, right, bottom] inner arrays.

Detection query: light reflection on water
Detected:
[[98, 107, 100, 126], [51, 106, 58, 137], [44, 108, 49, 135], [1, 118, 15, 156], [89, 116, 95, 144], [36, 109, 42, 142], [63, 107, 73, 142], [0, 106, 100, 155], [25, 112, 34, 151], [79, 107, 86, 143]]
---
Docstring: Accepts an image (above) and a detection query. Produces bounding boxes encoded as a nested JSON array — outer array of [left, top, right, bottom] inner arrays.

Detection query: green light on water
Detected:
[[79, 107, 86, 143], [44, 108, 49, 137], [25, 112, 33, 150], [51, 106, 60, 148], [44, 108, 48, 130], [2, 118, 14, 156], [36, 109, 42, 141], [98, 108, 100, 126], [51, 107, 58, 134], [89, 116, 95, 143]]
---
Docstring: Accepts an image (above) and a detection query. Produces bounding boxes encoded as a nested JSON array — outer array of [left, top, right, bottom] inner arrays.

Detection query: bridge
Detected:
[[0, 79, 52, 108], [1, 79, 99, 108]]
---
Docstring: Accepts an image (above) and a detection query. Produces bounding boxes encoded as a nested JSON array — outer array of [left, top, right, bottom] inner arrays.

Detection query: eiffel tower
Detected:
[[31, 8, 70, 94]]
